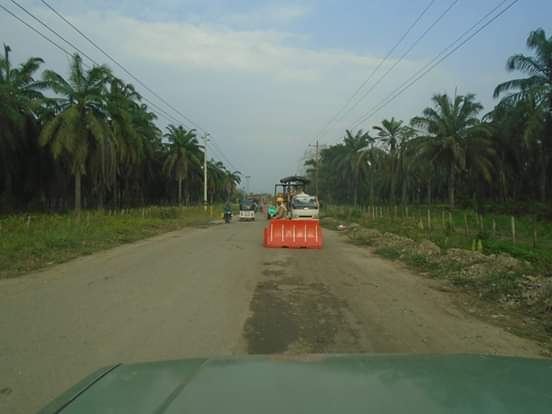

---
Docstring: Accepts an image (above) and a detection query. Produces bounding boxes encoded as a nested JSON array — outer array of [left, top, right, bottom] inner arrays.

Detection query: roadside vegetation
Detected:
[[312, 28, 552, 341], [0, 44, 247, 277], [322, 207, 552, 341], [327, 204, 552, 271], [304, 28, 552, 214], [1, 47, 241, 213], [0, 206, 217, 279]]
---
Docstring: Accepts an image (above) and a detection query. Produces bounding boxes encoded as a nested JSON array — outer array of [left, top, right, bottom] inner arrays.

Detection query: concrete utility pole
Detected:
[[245, 175, 251, 195], [203, 133, 210, 211], [308, 140, 327, 196]]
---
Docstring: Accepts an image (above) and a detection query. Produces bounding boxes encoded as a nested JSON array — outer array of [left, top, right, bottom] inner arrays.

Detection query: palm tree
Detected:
[[0, 44, 46, 197], [163, 125, 201, 205], [494, 28, 552, 202], [207, 160, 226, 203], [373, 118, 410, 203], [130, 102, 161, 205], [105, 78, 147, 207], [356, 133, 378, 204], [40, 54, 112, 213], [224, 170, 242, 201], [335, 129, 370, 206], [411, 93, 491, 208]]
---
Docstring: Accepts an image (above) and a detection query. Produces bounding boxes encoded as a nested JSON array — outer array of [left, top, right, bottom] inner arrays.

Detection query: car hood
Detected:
[[39, 354, 552, 414]]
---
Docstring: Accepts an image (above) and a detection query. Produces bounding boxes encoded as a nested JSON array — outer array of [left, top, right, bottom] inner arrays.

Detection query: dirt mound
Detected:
[[446, 248, 487, 266], [348, 227, 382, 242], [492, 253, 521, 270], [416, 239, 441, 256]]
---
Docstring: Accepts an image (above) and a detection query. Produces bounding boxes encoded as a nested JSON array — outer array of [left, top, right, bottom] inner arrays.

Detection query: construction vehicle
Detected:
[[263, 176, 323, 249]]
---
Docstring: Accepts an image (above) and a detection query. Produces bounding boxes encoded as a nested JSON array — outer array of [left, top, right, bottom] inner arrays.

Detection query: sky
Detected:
[[1, 0, 551, 192]]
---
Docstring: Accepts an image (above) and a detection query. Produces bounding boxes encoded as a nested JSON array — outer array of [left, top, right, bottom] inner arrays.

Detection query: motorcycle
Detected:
[[224, 210, 232, 224]]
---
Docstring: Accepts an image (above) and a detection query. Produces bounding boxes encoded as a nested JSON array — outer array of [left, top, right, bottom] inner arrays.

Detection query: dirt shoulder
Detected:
[[244, 228, 549, 357], [323, 217, 552, 353]]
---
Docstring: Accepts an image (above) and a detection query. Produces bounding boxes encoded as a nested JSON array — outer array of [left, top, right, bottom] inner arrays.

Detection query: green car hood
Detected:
[[39, 354, 552, 414]]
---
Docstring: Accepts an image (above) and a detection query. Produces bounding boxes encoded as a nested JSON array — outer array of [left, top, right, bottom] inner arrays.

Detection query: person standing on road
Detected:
[[275, 197, 288, 219]]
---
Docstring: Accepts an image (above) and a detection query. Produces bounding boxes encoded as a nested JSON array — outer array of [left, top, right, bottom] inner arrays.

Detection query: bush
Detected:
[[374, 246, 401, 260]]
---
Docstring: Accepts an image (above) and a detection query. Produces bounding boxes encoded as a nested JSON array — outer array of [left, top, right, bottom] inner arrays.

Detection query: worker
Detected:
[[275, 196, 288, 219]]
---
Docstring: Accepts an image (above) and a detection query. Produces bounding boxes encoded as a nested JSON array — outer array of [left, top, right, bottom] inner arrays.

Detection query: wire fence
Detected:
[[325, 204, 552, 256]]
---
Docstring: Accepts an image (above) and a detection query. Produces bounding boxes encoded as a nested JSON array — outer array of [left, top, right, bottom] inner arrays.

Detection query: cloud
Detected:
[[224, 3, 311, 27]]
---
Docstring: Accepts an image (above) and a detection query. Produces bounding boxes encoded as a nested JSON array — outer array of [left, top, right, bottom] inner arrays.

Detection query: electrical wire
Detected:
[[348, 0, 518, 130], [39, 0, 206, 134], [39, 0, 242, 172], [312, 0, 436, 143], [335, 0, 459, 130], [0, 3, 74, 58], [0, 2, 236, 170], [8, 0, 99, 66]]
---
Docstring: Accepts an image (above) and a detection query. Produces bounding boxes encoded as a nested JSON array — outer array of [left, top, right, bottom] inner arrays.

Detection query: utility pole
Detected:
[[202, 133, 210, 211], [245, 175, 251, 196], [308, 140, 327, 196]]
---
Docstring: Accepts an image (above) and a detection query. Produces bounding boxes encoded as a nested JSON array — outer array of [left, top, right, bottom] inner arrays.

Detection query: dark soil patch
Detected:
[[244, 270, 357, 354], [262, 269, 285, 277]]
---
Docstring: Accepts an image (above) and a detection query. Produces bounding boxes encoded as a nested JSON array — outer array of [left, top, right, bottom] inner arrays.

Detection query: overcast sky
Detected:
[[1, 0, 551, 192]]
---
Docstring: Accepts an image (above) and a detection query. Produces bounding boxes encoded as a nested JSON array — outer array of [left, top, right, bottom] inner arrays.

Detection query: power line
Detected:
[[334, 0, 459, 131], [0, 3, 74, 58], [0, 2, 236, 170], [349, 0, 517, 130], [312, 0, 436, 142], [209, 139, 238, 172], [8, 0, 99, 66], [39, 0, 242, 172], [39, 0, 207, 135]]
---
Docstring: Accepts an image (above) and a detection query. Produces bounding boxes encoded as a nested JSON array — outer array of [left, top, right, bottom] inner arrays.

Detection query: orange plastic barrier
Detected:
[[263, 219, 323, 249]]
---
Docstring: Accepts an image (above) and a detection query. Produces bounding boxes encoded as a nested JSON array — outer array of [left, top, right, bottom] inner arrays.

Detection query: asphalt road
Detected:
[[0, 214, 545, 413]]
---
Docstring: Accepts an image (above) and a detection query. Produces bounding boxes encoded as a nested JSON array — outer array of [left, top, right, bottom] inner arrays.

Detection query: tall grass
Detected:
[[0, 206, 216, 278]]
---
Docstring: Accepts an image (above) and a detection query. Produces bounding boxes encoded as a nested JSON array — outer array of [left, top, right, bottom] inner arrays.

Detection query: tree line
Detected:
[[1, 47, 241, 213], [306, 28, 552, 213]]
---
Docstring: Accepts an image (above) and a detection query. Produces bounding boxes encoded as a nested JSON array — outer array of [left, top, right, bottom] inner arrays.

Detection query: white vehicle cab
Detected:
[[290, 193, 319, 219], [239, 199, 256, 221]]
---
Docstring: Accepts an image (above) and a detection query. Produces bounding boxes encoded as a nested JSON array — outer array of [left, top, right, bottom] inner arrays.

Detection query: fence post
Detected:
[[464, 212, 469, 236], [532, 216, 537, 248], [26, 215, 31, 230], [448, 211, 454, 232], [511, 216, 516, 246], [427, 208, 432, 235], [405, 206, 409, 218], [441, 210, 445, 229]]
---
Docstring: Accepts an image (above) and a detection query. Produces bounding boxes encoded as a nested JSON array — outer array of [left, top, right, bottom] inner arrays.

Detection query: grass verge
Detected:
[[0, 206, 216, 279], [325, 205, 552, 274]]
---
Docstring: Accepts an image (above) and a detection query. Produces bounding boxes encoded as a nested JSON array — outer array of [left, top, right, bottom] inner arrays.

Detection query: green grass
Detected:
[[373, 246, 401, 260], [325, 205, 552, 272], [0, 206, 217, 279]]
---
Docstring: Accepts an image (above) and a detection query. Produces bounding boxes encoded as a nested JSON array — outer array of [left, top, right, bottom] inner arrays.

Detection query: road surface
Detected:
[[0, 215, 545, 413]]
